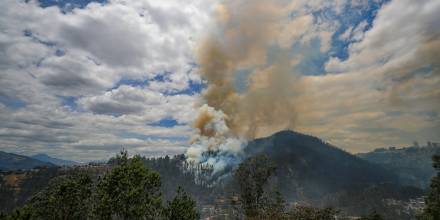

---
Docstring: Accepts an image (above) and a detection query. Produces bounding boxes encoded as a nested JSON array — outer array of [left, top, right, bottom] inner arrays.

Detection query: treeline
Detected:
[[0, 151, 199, 220], [1, 152, 440, 219], [137, 154, 214, 202], [230, 155, 386, 220]]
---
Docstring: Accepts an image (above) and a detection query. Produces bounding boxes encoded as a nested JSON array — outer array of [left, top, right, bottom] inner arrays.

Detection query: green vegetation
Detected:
[[359, 211, 383, 220], [0, 151, 199, 220], [94, 151, 163, 220], [234, 155, 341, 220], [165, 187, 200, 220], [27, 173, 92, 220], [418, 155, 440, 220]]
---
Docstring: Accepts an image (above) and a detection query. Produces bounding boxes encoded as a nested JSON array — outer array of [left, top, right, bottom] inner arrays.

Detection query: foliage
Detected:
[[419, 155, 440, 220], [0, 177, 15, 212], [287, 206, 339, 220], [93, 151, 163, 220], [234, 155, 279, 219], [142, 154, 212, 201], [359, 211, 384, 220], [0, 207, 32, 220], [5, 173, 92, 220], [165, 186, 199, 220]]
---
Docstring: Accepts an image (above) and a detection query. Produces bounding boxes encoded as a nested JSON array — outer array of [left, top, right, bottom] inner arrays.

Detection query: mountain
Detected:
[[31, 154, 79, 166], [243, 130, 399, 200], [0, 151, 55, 171], [357, 144, 440, 188]]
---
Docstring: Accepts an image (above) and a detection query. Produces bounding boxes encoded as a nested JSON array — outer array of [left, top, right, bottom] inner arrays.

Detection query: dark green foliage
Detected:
[[14, 167, 63, 209], [287, 206, 339, 220], [165, 187, 199, 220], [1, 207, 32, 220], [142, 154, 212, 202], [359, 211, 384, 220], [93, 151, 163, 220], [419, 155, 440, 220], [1, 151, 201, 220], [234, 155, 278, 219], [25, 173, 92, 220]]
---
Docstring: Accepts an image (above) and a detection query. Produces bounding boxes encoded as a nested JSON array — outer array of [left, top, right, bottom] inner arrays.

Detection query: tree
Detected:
[[419, 155, 440, 220], [287, 206, 339, 220], [359, 211, 383, 220], [93, 151, 163, 220], [1, 206, 33, 220], [14, 173, 92, 220], [234, 155, 280, 219], [165, 187, 199, 220], [0, 177, 15, 212]]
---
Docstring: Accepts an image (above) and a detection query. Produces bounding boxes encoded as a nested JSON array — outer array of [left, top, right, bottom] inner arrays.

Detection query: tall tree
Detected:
[[420, 155, 440, 220], [165, 186, 199, 220], [93, 151, 163, 220], [234, 155, 280, 219], [20, 173, 92, 220]]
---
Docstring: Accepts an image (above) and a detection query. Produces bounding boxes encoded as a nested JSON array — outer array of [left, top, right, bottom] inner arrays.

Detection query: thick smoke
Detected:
[[186, 0, 306, 174]]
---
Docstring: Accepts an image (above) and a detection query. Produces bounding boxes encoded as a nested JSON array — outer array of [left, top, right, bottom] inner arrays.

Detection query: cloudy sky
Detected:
[[0, 0, 439, 162]]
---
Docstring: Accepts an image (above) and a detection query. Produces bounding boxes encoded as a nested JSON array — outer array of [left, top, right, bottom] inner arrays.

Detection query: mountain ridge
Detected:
[[357, 144, 440, 188], [31, 153, 79, 166], [0, 151, 55, 171], [242, 130, 399, 200]]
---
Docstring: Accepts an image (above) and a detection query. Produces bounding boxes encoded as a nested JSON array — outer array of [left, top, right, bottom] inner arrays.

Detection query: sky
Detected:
[[0, 0, 439, 162]]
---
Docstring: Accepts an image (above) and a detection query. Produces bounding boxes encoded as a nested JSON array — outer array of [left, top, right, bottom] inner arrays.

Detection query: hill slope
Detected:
[[357, 145, 440, 188], [0, 151, 55, 171], [243, 130, 398, 200], [32, 154, 79, 166]]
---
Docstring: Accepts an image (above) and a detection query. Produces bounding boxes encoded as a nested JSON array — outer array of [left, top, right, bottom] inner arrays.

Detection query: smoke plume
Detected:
[[186, 0, 307, 174]]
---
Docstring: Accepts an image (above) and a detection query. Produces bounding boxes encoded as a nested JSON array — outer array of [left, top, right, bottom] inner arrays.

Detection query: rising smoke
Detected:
[[186, 0, 307, 174]]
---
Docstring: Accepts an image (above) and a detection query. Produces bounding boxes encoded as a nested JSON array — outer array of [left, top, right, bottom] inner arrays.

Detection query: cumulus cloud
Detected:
[[0, 0, 438, 162], [305, 0, 440, 151], [0, 0, 213, 161]]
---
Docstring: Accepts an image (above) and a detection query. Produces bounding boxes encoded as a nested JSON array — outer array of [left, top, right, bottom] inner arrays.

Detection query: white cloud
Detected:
[[0, 0, 438, 161], [0, 0, 214, 160]]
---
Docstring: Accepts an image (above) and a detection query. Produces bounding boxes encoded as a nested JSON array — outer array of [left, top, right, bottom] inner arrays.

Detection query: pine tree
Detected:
[[93, 151, 163, 220], [165, 186, 199, 220], [15, 173, 92, 220]]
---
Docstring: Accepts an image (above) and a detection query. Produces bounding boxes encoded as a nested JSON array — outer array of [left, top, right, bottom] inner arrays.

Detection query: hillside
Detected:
[[0, 151, 55, 171], [357, 144, 440, 188], [32, 154, 79, 166], [243, 130, 399, 200]]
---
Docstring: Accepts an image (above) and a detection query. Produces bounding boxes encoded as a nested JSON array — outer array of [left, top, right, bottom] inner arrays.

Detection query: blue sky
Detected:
[[0, 0, 438, 161]]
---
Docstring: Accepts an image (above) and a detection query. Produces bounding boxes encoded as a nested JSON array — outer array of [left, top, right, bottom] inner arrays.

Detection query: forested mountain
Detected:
[[0, 151, 54, 171], [357, 144, 440, 188], [244, 130, 398, 200], [31, 154, 79, 166]]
